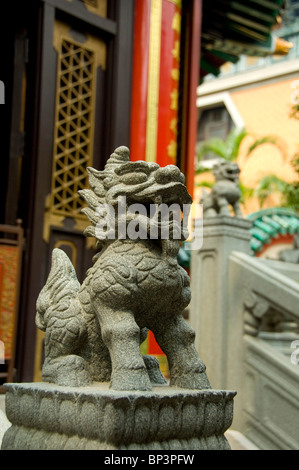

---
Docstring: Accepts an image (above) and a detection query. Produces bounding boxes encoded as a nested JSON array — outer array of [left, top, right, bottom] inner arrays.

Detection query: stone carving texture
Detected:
[[2, 146, 236, 451], [2, 383, 235, 450], [243, 289, 271, 336], [243, 288, 299, 338], [279, 233, 299, 264], [36, 146, 210, 391], [201, 161, 242, 218]]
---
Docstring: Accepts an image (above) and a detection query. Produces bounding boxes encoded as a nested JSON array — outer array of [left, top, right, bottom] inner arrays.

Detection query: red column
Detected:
[[183, 0, 202, 198], [156, 0, 182, 167], [130, 0, 151, 162], [129, 1, 203, 374], [130, 0, 182, 167]]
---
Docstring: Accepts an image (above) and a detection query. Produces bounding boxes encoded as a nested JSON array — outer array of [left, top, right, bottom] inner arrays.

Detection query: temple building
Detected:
[[0, 0, 294, 386]]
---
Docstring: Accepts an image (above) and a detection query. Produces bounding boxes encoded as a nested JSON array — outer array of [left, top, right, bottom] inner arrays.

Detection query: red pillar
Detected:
[[130, 0, 151, 162], [182, 0, 202, 198], [130, 0, 183, 167]]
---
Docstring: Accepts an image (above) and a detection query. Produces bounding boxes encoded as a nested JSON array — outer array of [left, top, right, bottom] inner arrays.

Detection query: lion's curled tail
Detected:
[[36, 248, 81, 331]]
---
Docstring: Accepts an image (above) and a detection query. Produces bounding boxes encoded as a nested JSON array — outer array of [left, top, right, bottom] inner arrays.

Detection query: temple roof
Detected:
[[247, 207, 299, 253], [200, 0, 293, 78], [177, 208, 299, 267]]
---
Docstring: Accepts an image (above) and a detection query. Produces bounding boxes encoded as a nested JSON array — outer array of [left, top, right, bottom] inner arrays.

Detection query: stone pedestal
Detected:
[[1, 382, 235, 450], [190, 216, 252, 390]]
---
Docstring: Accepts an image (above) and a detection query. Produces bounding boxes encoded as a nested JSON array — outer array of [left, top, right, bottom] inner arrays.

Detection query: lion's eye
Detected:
[[120, 172, 148, 185]]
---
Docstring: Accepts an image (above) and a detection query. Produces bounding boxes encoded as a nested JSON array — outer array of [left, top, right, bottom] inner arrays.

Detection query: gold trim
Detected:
[[167, 0, 182, 8], [274, 37, 293, 55], [172, 11, 181, 33], [171, 68, 179, 81], [65, 0, 107, 17], [145, 0, 162, 163], [81, 0, 107, 18], [170, 88, 179, 111], [53, 20, 106, 69], [171, 39, 180, 62], [43, 211, 65, 243], [167, 140, 177, 160], [49, 20, 106, 221], [43, 210, 96, 250]]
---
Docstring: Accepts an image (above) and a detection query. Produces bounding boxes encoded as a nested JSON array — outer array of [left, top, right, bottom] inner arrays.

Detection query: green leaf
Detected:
[[247, 137, 276, 155], [254, 174, 291, 208], [197, 138, 228, 160], [246, 135, 288, 161], [239, 183, 254, 203], [225, 128, 248, 161], [195, 166, 211, 175], [195, 181, 214, 189], [197, 127, 248, 163]]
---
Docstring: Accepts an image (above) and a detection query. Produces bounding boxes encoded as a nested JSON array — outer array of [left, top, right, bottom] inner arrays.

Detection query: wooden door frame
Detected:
[[13, 0, 135, 382]]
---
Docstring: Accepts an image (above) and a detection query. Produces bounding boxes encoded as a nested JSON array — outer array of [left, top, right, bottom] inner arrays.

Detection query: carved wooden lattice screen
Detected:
[[35, 21, 106, 382], [51, 39, 95, 219], [43, 20, 106, 240]]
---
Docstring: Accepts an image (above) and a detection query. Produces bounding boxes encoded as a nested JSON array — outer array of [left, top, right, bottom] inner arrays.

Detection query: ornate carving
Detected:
[[201, 161, 242, 218], [50, 38, 95, 218], [36, 146, 210, 391], [243, 288, 299, 337], [279, 233, 299, 264], [2, 383, 235, 450], [243, 290, 271, 336]]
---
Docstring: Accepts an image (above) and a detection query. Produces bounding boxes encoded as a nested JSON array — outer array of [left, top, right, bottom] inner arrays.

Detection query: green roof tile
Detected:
[[177, 208, 299, 268]]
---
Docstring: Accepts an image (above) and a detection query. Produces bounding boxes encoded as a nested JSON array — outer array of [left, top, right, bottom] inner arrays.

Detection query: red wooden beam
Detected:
[[130, 0, 151, 161], [184, 0, 202, 198]]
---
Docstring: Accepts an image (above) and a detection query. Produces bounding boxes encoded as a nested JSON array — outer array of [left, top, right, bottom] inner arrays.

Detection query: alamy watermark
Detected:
[[0, 81, 4, 105], [290, 340, 299, 365], [93, 196, 203, 250]]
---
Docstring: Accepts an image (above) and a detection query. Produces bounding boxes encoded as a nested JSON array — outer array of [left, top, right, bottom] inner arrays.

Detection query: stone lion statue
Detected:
[[36, 146, 210, 391], [201, 160, 242, 218]]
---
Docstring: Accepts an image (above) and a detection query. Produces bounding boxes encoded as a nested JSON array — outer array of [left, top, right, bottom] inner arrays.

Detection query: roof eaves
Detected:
[[200, 0, 291, 78]]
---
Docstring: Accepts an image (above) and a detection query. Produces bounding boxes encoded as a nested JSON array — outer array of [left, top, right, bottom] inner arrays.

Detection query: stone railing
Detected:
[[228, 251, 299, 449], [190, 216, 299, 450]]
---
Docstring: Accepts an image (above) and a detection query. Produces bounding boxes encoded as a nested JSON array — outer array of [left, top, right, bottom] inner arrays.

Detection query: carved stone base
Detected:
[[1, 382, 236, 450]]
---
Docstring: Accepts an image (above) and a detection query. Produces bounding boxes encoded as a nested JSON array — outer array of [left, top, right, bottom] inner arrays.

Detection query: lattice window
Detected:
[[51, 39, 95, 218]]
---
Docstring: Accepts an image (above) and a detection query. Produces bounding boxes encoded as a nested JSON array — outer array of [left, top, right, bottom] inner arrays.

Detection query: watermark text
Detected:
[[94, 196, 203, 250], [291, 340, 299, 365]]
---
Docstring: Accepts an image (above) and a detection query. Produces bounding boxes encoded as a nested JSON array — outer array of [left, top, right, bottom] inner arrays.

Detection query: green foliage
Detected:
[[290, 104, 299, 120], [255, 154, 299, 212], [196, 127, 298, 211], [196, 128, 251, 202], [239, 183, 254, 204], [226, 128, 248, 160], [254, 175, 290, 208], [247, 136, 278, 154], [247, 134, 288, 161], [195, 179, 214, 189], [291, 154, 299, 172], [196, 128, 248, 165]]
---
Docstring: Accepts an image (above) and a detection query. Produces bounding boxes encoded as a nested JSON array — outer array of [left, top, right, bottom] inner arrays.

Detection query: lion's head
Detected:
[[213, 161, 240, 183], [79, 147, 191, 245]]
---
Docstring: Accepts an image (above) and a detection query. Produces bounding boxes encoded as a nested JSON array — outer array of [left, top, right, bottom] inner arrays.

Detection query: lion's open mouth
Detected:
[[225, 170, 239, 181], [129, 181, 192, 209]]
